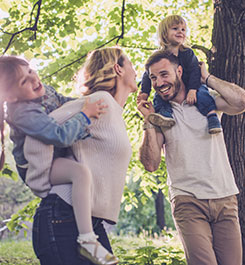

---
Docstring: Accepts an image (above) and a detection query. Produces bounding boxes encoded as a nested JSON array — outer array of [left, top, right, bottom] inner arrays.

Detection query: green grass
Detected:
[[0, 232, 186, 265], [0, 240, 39, 265]]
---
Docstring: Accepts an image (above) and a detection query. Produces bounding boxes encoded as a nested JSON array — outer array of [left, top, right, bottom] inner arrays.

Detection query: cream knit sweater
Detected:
[[24, 91, 132, 223]]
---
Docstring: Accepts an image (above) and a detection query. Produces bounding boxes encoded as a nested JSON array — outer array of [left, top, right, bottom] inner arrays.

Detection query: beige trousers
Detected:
[[171, 195, 242, 265]]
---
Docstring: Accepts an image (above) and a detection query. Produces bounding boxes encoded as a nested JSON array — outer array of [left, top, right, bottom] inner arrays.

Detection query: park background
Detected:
[[0, 0, 244, 264]]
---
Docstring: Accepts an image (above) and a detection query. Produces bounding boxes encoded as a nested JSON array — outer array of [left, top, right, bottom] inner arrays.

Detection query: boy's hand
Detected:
[[82, 98, 108, 119], [186, 89, 197, 105], [137, 92, 149, 104]]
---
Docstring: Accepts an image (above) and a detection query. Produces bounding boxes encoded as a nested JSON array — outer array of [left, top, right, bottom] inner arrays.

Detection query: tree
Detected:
[[210, 0, 245, 262]]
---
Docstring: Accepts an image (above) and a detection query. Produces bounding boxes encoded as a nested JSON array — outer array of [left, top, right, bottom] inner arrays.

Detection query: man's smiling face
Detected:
[[149, 58, 182, 102]]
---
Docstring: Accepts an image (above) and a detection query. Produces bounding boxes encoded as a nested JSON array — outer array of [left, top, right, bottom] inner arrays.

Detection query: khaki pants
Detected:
[[171, 195, 242, 265]]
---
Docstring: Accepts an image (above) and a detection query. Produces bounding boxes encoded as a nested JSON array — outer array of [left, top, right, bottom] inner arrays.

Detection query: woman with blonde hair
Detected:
[[24, 46, 137, 265]]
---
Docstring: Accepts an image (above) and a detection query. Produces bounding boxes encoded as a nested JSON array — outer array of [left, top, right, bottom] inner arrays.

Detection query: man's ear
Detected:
[[114, 63, 123, 76], [177, 65, 183, 78]]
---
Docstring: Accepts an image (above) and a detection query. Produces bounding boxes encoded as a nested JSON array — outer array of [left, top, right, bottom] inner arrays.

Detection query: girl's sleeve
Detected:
[[10, 100, 90, 147]]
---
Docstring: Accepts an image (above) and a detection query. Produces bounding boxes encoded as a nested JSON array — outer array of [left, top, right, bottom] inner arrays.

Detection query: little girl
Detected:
[[138, 15, 221, 134], [0, 56, 118, 265]]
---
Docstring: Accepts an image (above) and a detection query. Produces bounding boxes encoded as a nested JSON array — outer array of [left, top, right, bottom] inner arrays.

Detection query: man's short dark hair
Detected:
[[145, 50, 180, 72]]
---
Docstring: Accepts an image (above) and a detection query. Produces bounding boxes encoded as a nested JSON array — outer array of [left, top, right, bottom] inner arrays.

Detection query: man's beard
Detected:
[[159, 75, 181, 101]]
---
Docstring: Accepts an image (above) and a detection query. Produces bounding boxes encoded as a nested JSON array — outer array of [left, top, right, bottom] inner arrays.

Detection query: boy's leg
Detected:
[[147, 93, 175, 128], [171, 195, 218, 265], [196, 85, 222, 134]]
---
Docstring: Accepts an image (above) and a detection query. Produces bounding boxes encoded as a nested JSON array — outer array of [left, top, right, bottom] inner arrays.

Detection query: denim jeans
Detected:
[[153, 85, 217, 117], [32, 194, 113, 265]]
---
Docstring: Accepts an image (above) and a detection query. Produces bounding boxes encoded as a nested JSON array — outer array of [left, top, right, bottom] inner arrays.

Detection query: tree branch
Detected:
[[45, 0, 126, 79], [43, 36, 121, 79], [1, 0, 42, 54], [191, 44, 214, 64], [116, 0, 125, 44]]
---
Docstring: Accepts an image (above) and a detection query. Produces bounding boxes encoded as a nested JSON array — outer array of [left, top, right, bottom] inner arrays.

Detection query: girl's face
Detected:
[[9, 65, 45, 102], [167, 22, 186, 47], [121, 55, 138, 93]]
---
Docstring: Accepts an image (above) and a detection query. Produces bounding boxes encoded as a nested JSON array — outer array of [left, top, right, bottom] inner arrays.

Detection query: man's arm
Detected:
[[200, 62, 245, 115], [137, 99, 164, 172]]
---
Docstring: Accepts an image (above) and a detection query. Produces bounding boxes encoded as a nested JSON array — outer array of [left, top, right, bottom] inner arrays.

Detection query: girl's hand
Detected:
[[186, 89, 197, 105], [82, 98, 108, 119]]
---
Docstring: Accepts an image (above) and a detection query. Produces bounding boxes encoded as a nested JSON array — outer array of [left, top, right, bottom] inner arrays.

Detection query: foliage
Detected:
[[0, 0, 213, 233], [0, 177, 34, 227], [117, 176, 175, 235], [6, 197, 40, 236], [0, 232, 186, 265]]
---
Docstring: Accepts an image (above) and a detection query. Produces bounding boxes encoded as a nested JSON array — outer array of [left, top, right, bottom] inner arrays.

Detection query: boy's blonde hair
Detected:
[[81, 47, 124, 96], [157, 15, 187, 50]]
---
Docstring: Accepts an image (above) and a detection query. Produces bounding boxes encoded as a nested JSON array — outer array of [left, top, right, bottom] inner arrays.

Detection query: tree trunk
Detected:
[[211, 0, 245, 263], [155, 189, 165, 230]]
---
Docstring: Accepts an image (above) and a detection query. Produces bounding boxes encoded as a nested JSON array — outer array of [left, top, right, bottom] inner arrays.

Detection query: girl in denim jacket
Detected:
[[138, 15, 222, 134], [0, 56, 119, 265]]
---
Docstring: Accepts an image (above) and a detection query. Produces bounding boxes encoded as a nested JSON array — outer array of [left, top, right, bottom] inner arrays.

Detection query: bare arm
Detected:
[[139, 125, 164, 172], [200, 62, 245, 115], [137, 99, 164, 172]]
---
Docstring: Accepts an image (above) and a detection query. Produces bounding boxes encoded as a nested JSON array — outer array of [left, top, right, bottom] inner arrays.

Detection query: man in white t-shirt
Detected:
[[137, 50, 245, 265]]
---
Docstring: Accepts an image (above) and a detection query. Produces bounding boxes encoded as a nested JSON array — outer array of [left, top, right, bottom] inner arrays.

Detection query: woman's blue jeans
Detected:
[[32, 194, 113, 265]]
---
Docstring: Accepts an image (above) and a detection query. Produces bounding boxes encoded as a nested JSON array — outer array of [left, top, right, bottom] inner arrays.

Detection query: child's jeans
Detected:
[[153, 85, 217, 117]]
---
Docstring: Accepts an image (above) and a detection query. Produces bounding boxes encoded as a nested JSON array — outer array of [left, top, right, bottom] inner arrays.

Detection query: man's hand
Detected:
[[137, 99, 155, 119], [199, 61, 209, 84], [137, 92, 149, 104]]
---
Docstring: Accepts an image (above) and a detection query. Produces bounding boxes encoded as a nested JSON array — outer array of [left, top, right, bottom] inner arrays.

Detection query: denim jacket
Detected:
[[6, 84, 91, 166]]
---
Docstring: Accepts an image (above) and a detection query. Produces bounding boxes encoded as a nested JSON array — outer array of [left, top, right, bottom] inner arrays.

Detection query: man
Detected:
[[137, 50, 245, 265]]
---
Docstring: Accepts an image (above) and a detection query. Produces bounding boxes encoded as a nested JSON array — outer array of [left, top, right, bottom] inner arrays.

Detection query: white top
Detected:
[[50, 91, 132, 222], [161, 100, 239, 200]]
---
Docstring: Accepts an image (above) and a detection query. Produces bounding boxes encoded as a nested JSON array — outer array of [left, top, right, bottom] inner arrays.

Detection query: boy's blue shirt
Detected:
[[6, 84, 91, 166]]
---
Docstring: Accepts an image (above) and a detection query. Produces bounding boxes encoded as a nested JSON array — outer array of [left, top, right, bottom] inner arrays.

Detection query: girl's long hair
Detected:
[[0, 56, 29, 171]]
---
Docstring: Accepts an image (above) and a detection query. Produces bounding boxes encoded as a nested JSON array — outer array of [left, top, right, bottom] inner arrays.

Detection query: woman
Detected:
[[24, 47, 137, 265]]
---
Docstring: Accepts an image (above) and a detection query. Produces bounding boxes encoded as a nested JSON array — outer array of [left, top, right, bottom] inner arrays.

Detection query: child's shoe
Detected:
[[207, 113, 222, 134], [147, 113, 175, 128], [77, 233, 119, 265]]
